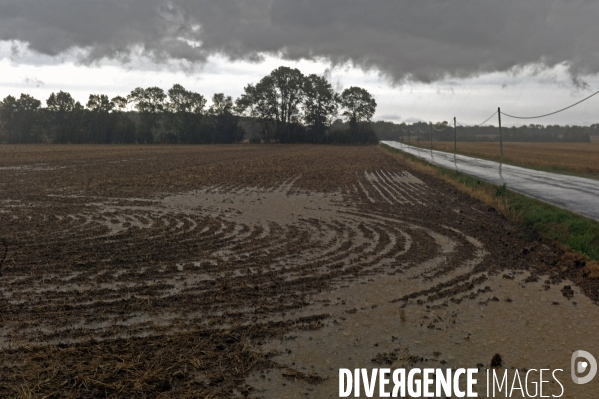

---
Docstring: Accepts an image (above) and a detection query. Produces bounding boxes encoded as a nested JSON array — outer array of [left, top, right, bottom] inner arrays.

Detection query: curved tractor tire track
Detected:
[[0, 145, 589, 398]]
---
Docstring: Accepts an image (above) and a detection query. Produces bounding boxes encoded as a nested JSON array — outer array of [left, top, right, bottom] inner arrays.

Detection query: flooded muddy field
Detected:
[[0, 144, 597, 398]]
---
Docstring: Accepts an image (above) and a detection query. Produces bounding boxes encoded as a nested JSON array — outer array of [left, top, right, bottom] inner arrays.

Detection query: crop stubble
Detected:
[[0, 145, 597, 398]]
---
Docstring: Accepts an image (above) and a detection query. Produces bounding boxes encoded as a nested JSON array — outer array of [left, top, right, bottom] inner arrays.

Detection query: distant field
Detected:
[[403, 136, 599, 177]]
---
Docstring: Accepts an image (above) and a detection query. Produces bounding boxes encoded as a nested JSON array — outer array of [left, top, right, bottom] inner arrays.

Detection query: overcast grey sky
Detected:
[[1, 0, 599, 126]]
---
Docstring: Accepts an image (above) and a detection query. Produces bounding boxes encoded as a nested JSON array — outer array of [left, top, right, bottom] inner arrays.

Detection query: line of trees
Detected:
[[0, 66, 378, 145]]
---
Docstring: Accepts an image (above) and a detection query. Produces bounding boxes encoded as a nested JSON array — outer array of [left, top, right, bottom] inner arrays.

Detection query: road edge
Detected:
[[379, 143, 599, 270]]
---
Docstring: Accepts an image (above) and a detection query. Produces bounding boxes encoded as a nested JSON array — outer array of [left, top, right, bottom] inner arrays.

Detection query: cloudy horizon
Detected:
[[2, 0, 599, 127]]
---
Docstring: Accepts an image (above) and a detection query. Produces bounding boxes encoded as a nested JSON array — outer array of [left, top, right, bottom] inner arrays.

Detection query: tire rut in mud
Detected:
[[0, 145, 583, 397]]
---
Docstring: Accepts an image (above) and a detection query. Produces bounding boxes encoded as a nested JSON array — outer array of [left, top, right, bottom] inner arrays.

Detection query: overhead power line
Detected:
[[402, 123, 449, 133], [454, 111, 497, 128], [501, 88, 599, 119], [431, 116, 455, 132], [472, 110, 497, 127], [402, 128, 419, 135], [432, 124, 450, 132]]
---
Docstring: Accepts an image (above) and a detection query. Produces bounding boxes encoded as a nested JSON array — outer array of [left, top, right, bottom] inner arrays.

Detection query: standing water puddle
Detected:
[[248, 270, 599, 398]]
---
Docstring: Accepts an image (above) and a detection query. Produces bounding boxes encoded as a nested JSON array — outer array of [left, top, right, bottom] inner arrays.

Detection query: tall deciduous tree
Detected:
[[236, 80, 276, 142], [166, 84, 206, 143], [270, 66, 305, 128], [236, 67, 306, 142], [209, 93, 242, 143], [303, 74, 339, 142], [46, 91, 83, 143], [111, 96, 128, 111], [340, 86, 377, 126], [0, 94, 42, 143], [86, 94, 115, 143], [109, 96, 137, 144], [0, 95, 17, 143], [128, 87, 166, 143]]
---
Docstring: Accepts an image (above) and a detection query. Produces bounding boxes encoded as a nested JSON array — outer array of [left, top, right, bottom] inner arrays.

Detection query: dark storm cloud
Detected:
[[1, 0, 599, 82]]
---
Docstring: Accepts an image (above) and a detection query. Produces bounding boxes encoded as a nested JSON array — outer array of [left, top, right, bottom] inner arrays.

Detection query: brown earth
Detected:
[[0, 144, 597, 398], [402, 138, 599, 177]]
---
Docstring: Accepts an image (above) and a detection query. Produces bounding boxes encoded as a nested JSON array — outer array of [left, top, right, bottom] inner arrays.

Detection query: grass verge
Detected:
[[381, 144, 599, 265]]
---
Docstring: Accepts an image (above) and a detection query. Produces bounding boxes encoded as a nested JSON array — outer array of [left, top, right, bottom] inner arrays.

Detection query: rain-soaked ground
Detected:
[[382, 141, 599, 221], [0, 145, 597, 398]]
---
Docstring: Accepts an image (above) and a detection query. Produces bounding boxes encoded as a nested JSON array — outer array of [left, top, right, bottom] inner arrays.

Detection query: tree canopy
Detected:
[[236, 67, 376, 143], [0, 66, 379, 144], [340, 86, 377, 125]]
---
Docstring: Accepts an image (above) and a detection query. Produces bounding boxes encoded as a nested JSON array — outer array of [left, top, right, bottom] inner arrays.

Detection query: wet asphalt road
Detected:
[[382, 141, 599, 221]]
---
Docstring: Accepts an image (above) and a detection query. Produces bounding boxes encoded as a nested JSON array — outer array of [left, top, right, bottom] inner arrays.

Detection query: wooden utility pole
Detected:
[[498, 107, 503, 158], [453, 117, 457, 152], [430, 122, 433, 149]]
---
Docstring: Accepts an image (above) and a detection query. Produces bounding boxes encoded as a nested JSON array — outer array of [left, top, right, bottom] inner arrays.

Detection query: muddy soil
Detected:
[[0, 144, 597, 398]]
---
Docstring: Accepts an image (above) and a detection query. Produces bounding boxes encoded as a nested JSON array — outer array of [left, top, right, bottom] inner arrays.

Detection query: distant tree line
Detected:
[[373, 121, 595, 143], [0, 67, 378, 145]]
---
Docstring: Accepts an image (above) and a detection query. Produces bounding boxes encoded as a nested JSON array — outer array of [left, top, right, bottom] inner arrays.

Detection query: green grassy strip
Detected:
[[382, 144, 599, 261]]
